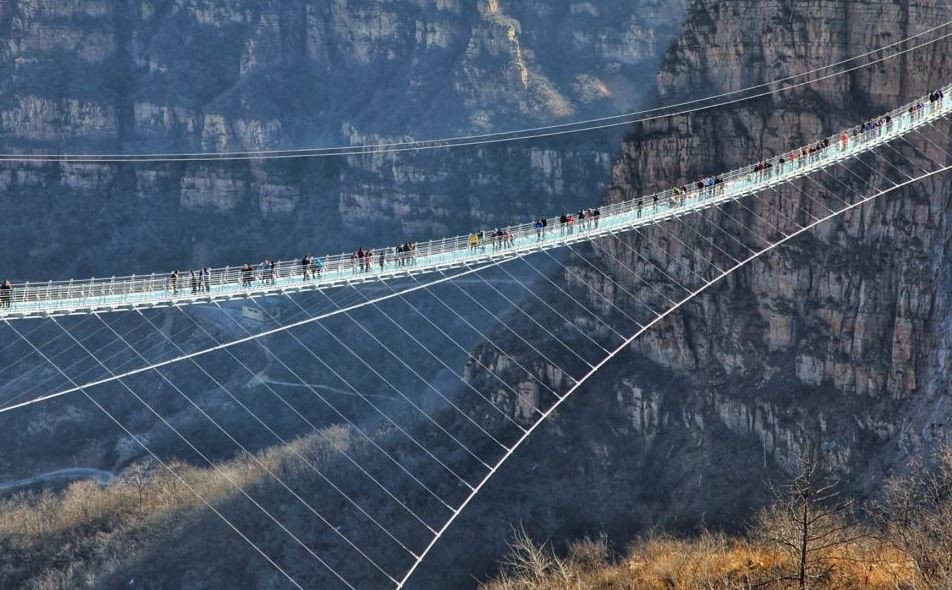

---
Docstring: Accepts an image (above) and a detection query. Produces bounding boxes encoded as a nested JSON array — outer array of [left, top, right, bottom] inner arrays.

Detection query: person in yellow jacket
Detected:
[[469, 233, 479, 251]]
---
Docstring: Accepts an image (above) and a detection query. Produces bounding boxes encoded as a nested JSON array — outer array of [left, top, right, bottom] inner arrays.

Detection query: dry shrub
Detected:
[[0, 425, 364, 588], [623, 532, 773, 590], [873, 445, 952, 590], [482, 531, 914, 590], [483, 527, 575, 590], [567, 533, 610, 572]]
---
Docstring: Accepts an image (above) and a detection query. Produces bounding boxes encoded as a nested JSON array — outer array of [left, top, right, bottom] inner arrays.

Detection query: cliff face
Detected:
[[0, 5, 686, 586], [604, 0, 952, 473], [414, 0, 952, 585], [0, 0, 686, 484], [4, 1, 952, 588], [0, 0, 683, 280]]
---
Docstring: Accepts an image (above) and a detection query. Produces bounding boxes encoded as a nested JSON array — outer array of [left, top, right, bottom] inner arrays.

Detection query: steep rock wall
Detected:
[[0, 0, 683, 280], [415, 1, 952, 586]]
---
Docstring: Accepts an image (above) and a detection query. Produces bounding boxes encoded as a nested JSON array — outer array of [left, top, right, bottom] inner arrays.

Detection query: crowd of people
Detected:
[[147, 82, 942, 300], [2, 88, 946, 309], [349, 243, 417, 275], [468, 229, 517, 252], [301, 255, 323, 280], [555, 208, 601, 236], [163, 243, 421, 296], [351, 248, 376, 273], [923, 88, 946, 115], [168, 257, 326, 294], [167, 268, 213, 295]]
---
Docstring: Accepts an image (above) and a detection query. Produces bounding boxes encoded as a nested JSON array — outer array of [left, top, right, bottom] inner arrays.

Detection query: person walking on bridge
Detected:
[[169, 270, 179, 294], [240, 264, 254, 287], [0, 279, 11, 308], [259, 259, 274, 285], [312, 256, 323, 278]]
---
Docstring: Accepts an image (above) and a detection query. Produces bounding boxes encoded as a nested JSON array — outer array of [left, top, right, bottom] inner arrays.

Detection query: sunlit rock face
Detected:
[[0, 2, 686, 587], [10, 1, 951, 587], [0, 0, 683, 280], [604, 0, 952, 462], [415, 0, 952, 585]]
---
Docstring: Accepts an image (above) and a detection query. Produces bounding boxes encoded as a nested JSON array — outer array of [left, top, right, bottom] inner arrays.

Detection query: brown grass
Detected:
[[0, 425, 360, 589], [481, 531, 917, 590], [0, 425, 358, 544]]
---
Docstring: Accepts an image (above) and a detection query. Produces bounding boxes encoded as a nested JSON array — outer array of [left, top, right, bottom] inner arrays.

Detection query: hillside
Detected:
[[1, 0, 952, 589]]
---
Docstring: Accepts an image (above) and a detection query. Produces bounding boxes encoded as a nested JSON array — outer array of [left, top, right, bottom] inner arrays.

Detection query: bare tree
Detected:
[[872, 446, 952, 590], [484, 526, 574, 590], [35, 490, 60, 537], [124, 461, 151, 511], [752, 453, 860, 589]]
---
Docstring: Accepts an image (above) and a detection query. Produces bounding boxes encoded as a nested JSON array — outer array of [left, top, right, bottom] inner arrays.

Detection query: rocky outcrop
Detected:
[[0, 5, 686, 586], [8, 1, 952, 588], [604, 0, 952, 467], [411, 1, 952, 586], [0, 0, 684, 280]]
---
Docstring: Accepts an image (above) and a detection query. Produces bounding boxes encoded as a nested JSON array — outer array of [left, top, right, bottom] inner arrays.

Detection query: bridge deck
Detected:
[[1, 86, 949, 320]]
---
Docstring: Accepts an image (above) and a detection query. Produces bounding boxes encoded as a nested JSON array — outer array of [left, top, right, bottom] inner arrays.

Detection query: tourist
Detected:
[[0, 279, 11, 308]]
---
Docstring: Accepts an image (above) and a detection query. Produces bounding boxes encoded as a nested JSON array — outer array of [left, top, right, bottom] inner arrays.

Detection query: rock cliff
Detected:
[[4, 1, 952, 588], [605, 0, 952, 482], [411, 0, 952, 585], [0, 0, 683, 280], [0, 4, 685, 586]]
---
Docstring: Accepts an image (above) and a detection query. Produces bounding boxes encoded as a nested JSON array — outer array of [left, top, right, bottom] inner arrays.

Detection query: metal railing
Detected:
[[0, 84, 949, 319]]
